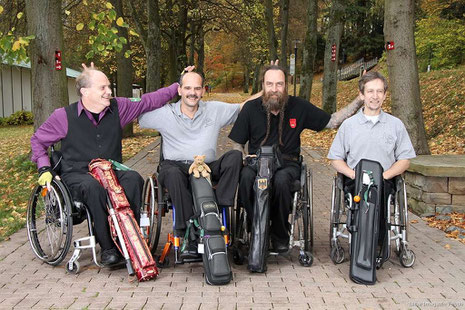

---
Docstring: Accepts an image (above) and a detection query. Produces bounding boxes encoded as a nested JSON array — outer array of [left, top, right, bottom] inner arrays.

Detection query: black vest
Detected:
[[61, 99, 122, 173]]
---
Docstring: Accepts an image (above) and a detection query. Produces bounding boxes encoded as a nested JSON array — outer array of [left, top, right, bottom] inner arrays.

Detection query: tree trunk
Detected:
[[197, 25, 205, 77], [25, 0, 68, 131], [264, 0, 278, 61], [243, 65, 250, 93], [299, 0, 318, 101], [279, 0, 289, 67], [168, 31, 178, 84], [188, 23, 195, 65], [176, 0, 188, 73], [112, 0, 134, 137], [251, 64, 261, 94], [384, 0, 430, 154], [146, 0, 161, 92], [322, 0, 344, 113]]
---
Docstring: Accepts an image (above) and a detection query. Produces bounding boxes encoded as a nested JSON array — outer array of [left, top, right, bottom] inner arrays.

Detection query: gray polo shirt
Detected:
[[327, 109, 416, 170], [139, 100, 240, 163]]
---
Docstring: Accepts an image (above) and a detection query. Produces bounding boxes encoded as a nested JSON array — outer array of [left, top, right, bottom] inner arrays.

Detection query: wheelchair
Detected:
[[140, 141, 232, 267], [27, 148, 104, 273], [231, 156, 314, 268], [329, 171, 416, 269]]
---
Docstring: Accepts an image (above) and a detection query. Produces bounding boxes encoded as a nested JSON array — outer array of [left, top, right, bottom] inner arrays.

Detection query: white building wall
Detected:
[[0, 64, 78, 118], [1, 66, 14, 118]]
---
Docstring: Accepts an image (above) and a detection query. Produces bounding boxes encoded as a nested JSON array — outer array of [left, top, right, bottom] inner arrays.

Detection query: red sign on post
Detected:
[[331, 44, 337, 62], [55, 51, 62, 70], [386, 41, 395, 51]]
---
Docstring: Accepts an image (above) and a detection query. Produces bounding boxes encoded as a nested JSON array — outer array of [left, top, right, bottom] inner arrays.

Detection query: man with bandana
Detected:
[[229, 64, 364, 254], [139, 71, 260, 258]]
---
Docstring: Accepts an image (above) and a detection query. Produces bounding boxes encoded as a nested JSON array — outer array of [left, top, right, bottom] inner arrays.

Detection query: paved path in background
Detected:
[[0, 128, 464, 309]]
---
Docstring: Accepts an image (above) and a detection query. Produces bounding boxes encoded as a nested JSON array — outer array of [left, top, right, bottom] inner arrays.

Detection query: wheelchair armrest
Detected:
[[394, 175, 404, 193], [336, 173, 345, 191]]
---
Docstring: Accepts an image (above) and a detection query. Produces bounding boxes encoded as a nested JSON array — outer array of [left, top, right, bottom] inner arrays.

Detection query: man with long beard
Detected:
[[229, 64, 364, 256]]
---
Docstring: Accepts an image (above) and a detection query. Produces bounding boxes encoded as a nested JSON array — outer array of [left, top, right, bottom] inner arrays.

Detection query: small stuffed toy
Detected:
[[188, 155, 211, 179]]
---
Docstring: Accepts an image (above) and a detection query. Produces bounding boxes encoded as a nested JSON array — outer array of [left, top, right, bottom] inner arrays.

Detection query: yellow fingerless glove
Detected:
[[38, 171, 53, 186]]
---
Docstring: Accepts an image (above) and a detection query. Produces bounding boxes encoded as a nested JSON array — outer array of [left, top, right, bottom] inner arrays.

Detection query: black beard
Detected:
[[263, 90, 288, 112]]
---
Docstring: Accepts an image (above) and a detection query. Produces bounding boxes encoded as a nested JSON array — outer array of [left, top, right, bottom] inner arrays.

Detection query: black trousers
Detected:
[[238, 160, 300, 244], [62, 169, 143, 251], [158, 150, 242, 232]]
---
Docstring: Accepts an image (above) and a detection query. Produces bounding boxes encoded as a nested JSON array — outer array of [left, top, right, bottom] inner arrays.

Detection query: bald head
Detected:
[[76, 67, 107, 97], [179, 71, 205, 87]]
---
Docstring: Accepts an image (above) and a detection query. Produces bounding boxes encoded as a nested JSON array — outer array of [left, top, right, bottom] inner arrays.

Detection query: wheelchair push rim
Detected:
[[141, 175, 162, 253], [27, 179, 73, 266]]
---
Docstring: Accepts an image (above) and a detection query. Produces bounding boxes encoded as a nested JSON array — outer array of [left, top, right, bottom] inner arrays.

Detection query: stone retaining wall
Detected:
[[405, 155, 465, 216]]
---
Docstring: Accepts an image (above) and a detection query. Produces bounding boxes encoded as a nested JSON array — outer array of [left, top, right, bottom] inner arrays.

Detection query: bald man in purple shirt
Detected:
[[31, 64, 182, 266]]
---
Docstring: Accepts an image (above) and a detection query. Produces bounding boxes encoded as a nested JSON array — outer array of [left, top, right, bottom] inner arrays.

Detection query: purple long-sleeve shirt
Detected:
[[31, 83, 178, 169]]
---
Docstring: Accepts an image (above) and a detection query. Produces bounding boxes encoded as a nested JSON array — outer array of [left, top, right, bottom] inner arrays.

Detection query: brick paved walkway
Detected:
[[0, 128, 464, 309]]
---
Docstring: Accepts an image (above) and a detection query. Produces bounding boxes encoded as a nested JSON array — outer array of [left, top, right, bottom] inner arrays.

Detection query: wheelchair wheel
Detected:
[[154, 255, 170, 268], [330, 242, 345, 264], [393, 195, 402, 256], [141, 175, 163, 253], [301, 165, 313, 253], [302, 193, 312, 253], [231, 208, 249, 265], [307, 168, 314, 251], [66, 260, 80, 274], [329, 176, 342, 246], [27, 179, 73, 266], [231, 241, 246, 265], [299, 251, 313, 267], [400, 246, 415, 268], [394, 177, 408, 256]]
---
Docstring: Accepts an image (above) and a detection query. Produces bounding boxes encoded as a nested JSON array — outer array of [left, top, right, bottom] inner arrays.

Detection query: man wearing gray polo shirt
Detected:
[[139, 71, 254, 256], [328, 71, 416, 180]]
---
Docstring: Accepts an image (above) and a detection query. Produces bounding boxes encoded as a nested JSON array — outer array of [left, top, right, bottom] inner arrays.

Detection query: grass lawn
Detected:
[[0, 126, 35, 239]]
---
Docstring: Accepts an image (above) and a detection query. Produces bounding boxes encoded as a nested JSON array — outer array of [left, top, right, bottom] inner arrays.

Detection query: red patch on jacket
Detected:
[[289, 118, 296, 128]]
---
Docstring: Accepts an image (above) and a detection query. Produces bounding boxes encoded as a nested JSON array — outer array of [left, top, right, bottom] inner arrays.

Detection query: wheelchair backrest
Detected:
[[156, 136, 165, 173]]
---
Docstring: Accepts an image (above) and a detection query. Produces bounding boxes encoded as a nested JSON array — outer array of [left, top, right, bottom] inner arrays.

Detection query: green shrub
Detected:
[[5, 111, 33, 125], [416, 16, 465, 71]]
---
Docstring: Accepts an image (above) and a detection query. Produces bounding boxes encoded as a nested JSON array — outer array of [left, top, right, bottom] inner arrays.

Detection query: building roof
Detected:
[[1, 58, 80, 78]]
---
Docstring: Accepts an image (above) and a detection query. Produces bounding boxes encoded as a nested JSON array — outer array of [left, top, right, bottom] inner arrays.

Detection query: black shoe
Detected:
[[101, 248, 124, 267], [270, 241, 289, 254], [180, 240, 201, 259]]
